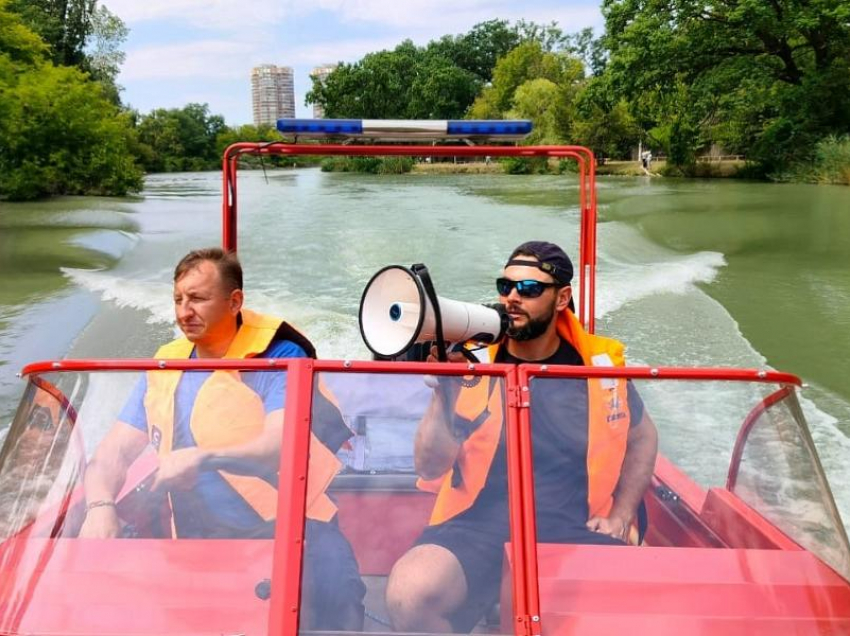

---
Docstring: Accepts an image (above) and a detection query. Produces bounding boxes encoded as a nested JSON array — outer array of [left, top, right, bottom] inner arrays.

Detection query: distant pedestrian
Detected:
[[640, 151, 653, 174]]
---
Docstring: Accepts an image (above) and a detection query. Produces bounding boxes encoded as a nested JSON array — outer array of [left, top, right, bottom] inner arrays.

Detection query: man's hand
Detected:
[[587, 514, 630, 542], [425, 345, 468, 364], [151, 447, 209, 493], [423, 345, 468, 405], [78, 506, 121, 538]]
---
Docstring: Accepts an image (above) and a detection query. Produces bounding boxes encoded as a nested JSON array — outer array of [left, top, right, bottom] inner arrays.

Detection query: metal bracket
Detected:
[[515, 614, 542, 636], [506, 385, 528, 408]]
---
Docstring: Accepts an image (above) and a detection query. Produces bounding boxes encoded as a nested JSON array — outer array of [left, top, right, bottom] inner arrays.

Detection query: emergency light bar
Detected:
[[276, 119, 533, 141]]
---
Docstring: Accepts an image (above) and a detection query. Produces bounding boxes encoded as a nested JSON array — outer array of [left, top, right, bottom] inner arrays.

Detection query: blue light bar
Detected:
[[277, 119, 363, 136], [276, 119, 532, 140], [446, 120, 533, 137]]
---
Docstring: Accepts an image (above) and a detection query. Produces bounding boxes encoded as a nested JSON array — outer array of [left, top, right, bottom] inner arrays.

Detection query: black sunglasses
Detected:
[[496, 277, 560, 298]]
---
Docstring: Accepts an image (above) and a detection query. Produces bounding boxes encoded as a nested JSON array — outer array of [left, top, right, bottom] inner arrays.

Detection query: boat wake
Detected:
[[60, 268, 174, 325], [596, 250, 726, 319]]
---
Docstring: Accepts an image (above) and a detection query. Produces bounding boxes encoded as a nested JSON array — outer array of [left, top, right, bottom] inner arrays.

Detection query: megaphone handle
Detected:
[[411, 264, 448, 362]]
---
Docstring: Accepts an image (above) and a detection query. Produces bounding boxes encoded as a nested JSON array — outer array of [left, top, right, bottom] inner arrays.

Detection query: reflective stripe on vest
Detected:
[[143, 308, 340, 526], [423, 308, 630, 525]]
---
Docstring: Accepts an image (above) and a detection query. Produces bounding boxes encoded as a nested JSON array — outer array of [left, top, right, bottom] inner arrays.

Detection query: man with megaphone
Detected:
[[385, 241, 658, 633]]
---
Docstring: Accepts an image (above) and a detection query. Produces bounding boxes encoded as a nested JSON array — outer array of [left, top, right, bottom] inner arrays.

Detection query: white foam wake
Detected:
[[61, 268, 174, 325], [595, 250, 726, 319]]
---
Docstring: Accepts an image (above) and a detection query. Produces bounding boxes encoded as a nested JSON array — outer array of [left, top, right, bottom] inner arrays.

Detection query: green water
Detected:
[[1, 170, 849, 525], [602, 179, 850, 404]]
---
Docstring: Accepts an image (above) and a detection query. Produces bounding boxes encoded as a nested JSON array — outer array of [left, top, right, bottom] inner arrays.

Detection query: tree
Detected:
[[84, 3, 127, 100], [515, 19, 567, 52], [468, 40, 584, 136], [135, 103, 229, 172], [508, 78, 564, 144], [602, 0, 850, 172], [426, 19, 521, 82], [0, 64, 142, 199], [306, 39, 484, 119], [573, 77, 639, 159], [8, 0, 96, 68], [307, 41, 421, 118], [407, 55, 480, 119], [0, 0, 141, 200], [8, 0, 127, 103], [563, 27, 607, 77]]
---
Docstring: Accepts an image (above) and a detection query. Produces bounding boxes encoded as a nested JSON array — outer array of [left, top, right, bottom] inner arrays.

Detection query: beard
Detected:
[[506, 300, 557, 342]]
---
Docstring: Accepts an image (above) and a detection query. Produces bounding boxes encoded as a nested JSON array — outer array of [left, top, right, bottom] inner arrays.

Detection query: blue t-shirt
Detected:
[[119, 339, 308, 536]]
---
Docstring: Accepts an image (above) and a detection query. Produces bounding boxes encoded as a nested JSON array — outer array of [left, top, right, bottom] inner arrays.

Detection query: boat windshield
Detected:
[[0, 361, 847, 636], [0, 364, 290, 636]]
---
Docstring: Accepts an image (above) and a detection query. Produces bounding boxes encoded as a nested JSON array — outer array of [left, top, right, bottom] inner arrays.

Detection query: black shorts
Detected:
[[302, 518, 367, 631], [415, 519, 625, 633]]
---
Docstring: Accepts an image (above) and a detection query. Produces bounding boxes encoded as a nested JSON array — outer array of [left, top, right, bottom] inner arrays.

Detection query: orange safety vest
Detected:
[[423, 308, 631, 525], [143, 308, 342, 528]]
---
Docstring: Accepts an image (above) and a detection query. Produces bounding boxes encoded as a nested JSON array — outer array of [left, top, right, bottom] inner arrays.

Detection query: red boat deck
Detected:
[[509, 543, 850, 635], [0, 539, 272, 636], [6, 538, 850, 635]]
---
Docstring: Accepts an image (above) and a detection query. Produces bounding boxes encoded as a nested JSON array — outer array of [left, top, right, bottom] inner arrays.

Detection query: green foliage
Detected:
[[85, 3, 127, 99], [500, 157, 550, 175], [601, 0, 850, 174], [0, 0, 48, 68], [790, 136, 850, 185], [475, 41, 580, 115], [0, 0, 142, 200], [469, 40, 585, 147], [0, 61, 142, 199], [811, 136, 850, 185], [377, 156, 415, 174], [320, 156, 413, 174], [306, 19, 585, 120], [572, 76, 639, 159], [425, 19, 521, 83], [134, 103, 227, 172], [8, 0, 95, 68], [508, 78, 564, 144], [307, 38, 482, 119], [8, 0, 127, 103]]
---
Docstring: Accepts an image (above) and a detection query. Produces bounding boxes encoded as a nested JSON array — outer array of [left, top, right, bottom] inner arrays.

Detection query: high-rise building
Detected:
[[251, 65, 295, 127], [310, 64, 338, 118]]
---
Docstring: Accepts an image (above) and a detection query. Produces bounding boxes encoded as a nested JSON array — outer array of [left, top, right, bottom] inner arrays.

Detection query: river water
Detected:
[[1, 169, 849, 526]]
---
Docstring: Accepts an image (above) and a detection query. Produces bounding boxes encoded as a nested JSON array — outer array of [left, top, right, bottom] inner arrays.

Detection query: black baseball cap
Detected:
[[506, 241, 574, 285]]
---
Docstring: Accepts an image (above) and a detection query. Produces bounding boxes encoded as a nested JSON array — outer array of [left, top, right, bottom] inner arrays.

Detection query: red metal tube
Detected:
[[726, 385, 796, 490], [268, 358, 314, 636], [20, 359, 803, 387]]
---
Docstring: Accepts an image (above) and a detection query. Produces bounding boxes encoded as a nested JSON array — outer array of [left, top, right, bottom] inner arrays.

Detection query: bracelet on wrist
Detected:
[[86, 500, 116, 512]]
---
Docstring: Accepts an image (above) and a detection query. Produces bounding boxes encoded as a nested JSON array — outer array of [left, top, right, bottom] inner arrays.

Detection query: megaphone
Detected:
[[359, 264, 508, 359]]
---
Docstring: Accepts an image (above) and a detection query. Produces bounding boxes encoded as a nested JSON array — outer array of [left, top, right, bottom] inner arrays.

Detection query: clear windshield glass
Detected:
[[0, 367, 286, 636], [525, 372, 850, 623], [4, 366, 848, 635], [300, 371, 513, 635], [729, 386, 850, 579]]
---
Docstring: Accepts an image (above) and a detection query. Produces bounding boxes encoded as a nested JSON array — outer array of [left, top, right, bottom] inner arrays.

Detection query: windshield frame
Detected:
[[16, 358, 845, 636]]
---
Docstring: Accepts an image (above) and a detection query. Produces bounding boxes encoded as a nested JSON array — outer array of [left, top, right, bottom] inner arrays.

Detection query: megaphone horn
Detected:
[[358, 264, 508, 359]]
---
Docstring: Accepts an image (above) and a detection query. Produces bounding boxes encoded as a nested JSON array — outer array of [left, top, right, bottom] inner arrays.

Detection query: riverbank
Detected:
[[411, 158, 748, 178]]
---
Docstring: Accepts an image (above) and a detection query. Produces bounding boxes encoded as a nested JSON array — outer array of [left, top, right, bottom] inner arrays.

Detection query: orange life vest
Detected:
[[143, 308, 342, 528], [423, 308, 631, 525]]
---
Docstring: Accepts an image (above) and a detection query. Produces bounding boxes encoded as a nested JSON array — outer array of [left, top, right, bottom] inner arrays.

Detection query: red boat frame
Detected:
[[19, 359, 807, 635], [5, 135, 849, 635], [222, 142, 600, 333]]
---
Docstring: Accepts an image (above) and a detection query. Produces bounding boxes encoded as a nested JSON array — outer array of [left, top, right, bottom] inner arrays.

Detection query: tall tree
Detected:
[[602, 0, 850, 172], [468, 40, 584, 137], [426, 19, 521, 82], [8, 0, 95, 68], [85, 4, 127, 92], [0, 0, 141, 200], [135, 103, 229, 172]]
